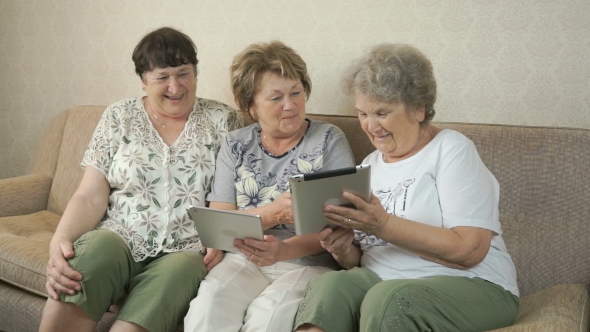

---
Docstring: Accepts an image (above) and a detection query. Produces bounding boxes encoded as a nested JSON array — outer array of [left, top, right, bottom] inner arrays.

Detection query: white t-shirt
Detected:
[[357, 129, 519, 297]]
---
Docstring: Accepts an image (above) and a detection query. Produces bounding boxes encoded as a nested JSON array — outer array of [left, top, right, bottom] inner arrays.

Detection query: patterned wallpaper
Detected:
[[0, 0, 589, 178]]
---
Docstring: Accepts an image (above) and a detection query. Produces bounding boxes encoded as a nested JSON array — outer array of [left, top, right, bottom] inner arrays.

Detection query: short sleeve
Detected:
[[226, 109, 244, 132], [436, 138, 501, 233], [207, 134, 238, 204], [321, 126, 356, 170], [81, 106, 121, 175]]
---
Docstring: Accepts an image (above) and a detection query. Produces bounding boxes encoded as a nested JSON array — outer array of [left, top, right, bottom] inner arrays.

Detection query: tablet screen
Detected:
[[289, 164, 371, 235], [188, 206, 264, 253]]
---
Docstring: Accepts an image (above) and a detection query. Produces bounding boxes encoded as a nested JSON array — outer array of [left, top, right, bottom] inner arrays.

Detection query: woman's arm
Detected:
[[326, 192, 492, 270], [46, 166, 110, 299], [377, 215, 492, 269], [210, 195, 292, 230], [52, 166, 111, 243], [235, 233, 325, 267], [279, 233, 325, 260]]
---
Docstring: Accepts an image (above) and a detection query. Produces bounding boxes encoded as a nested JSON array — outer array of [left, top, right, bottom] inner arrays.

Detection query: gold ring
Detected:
[[347, 218, 351, 226]]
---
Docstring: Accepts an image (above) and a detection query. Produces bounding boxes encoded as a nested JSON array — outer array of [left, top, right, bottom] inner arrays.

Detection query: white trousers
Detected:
[[183, 253, 332, 332]]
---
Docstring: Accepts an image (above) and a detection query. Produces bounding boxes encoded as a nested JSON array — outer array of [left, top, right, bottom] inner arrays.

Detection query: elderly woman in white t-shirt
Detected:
[[294, 44, 519, 332]]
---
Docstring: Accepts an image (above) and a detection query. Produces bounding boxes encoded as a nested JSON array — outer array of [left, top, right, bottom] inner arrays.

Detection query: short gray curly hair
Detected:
[[343, 43, 437, 125]]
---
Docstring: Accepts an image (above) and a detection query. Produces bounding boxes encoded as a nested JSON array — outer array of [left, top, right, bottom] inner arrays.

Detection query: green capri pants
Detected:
[[59, 229, 207, 332], [294, 267, 519, 332]]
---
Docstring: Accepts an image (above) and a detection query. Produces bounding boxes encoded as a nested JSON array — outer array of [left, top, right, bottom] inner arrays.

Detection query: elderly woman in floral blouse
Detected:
[[39, 27, 242, 332]]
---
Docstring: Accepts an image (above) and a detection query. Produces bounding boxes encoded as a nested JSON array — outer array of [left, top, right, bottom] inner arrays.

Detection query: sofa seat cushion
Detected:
[[491, 284, 589, 331], [0, 210, 59, 297]]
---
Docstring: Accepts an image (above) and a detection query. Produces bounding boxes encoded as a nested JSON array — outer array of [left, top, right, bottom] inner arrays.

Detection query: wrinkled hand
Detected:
[[318, 227, 355, 258], [269, 192, 294, 225], [46, 240, 82, 300], [203, 248, 224, 271], [324, 192, 390, 235], [234, 235, 283, 267]]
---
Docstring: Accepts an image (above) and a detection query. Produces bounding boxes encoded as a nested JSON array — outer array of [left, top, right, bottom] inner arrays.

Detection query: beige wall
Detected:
[[1, 0, 589, 179]]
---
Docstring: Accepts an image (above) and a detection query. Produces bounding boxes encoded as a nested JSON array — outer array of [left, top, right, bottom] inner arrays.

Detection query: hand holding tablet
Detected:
[[187, 206, 264, 253], [289, 164, 371, 235]]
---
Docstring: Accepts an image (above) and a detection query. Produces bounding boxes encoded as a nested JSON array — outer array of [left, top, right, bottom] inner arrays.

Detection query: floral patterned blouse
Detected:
[[208, 120, 355, 268], [81, 97, 243, 262]]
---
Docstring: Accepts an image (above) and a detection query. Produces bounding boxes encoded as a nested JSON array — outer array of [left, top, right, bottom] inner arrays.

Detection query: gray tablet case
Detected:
[[187, 206, 264, 253], [289, 164, 371, 235]]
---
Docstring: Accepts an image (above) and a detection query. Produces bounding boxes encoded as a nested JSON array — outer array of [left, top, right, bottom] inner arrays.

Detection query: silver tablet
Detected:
[[289, 164, 371, 235], [187, 206, 264, 253]]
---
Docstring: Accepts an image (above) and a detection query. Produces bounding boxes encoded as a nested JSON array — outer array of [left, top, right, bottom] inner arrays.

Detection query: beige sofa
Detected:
[[1, 105, 589, 332]]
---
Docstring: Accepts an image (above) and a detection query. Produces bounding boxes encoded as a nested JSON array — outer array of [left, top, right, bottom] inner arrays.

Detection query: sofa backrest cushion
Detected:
[[435, 122, 590, 297], [47, 106, 105, 215], [32, 109, 71, 178]]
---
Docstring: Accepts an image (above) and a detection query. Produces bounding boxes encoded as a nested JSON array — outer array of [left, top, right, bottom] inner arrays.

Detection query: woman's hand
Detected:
[[324, 192, 389, 236], [318, 227, 355, 258], [317, 226, 362, 269], [266, 192, 294, 226], [45, 240, 82, 300], [234, 235, 284, 267], [203, 248, 224, 271]]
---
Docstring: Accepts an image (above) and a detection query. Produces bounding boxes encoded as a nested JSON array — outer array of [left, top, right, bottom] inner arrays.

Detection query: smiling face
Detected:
[[355, 92, 425, 162], [249, 71, 306, 138], [142, 64, 197, 118]]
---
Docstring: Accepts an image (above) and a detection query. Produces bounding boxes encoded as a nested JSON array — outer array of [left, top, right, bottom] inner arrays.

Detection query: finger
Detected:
[[243, 237, 268, 250], [51, 259, 82, 284], [329, 227, 354, 246], [59, 241, 75, 259], [331, 230, 355, 248], [317, 227, 334, 241], [203, 248, 216, 265], [326, 232, 354, 254], [52, 250, 82, 282], [342, 191, 371, 208], [52, 272, 81, 292], [247, 251, 258, 264], [322, 228, 348, 248], [205, 250, 223, 271], [233, 238, 246, 249], [57, 264, 82, 282], [234, 239, 257, 254], [46, 281, 60, 300], [48, 264, 80, 291], [237, 248, 250, 258], [323, 212, 348, 227], [49, 276, 78, 295]]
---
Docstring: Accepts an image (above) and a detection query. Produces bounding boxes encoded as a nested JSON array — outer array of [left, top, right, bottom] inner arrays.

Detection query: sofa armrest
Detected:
[[0, 173, 52, 218], [491, 284, 589, 331]]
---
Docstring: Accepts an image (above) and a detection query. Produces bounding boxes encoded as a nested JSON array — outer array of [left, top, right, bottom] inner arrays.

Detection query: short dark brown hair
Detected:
[[132, 27, 198, 79], [230, 41, 311, 117]]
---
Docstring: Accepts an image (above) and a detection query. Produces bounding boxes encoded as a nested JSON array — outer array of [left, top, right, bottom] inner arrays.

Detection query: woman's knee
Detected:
[[143, 251, 207, 295], [70, 229, 130, 275], [306, 268, 362, 293], [361, 281, 437, 331]]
